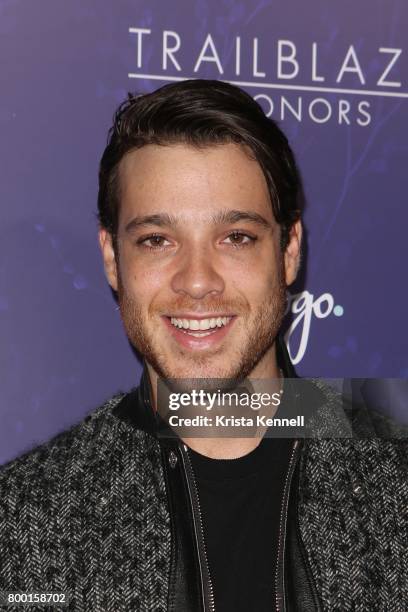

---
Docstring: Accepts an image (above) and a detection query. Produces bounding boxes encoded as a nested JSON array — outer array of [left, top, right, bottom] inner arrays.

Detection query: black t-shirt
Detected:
[[188, 436, 294, 612]]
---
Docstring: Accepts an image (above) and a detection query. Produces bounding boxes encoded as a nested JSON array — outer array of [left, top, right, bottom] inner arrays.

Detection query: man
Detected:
[[0, 80, 406, 612]]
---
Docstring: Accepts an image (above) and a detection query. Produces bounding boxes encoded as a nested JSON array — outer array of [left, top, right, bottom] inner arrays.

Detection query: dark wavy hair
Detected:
[[97, 79, 302, 249]]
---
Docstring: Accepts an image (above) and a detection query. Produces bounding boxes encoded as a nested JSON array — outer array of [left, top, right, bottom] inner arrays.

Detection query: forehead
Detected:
[[117, 142, 274, 226]]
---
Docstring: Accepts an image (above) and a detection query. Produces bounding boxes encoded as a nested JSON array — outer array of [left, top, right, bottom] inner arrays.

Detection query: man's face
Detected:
[[100, 143, 301, 381]]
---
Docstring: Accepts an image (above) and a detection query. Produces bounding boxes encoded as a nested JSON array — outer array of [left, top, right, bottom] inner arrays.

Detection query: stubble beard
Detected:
[[117, 267, 287, 383]]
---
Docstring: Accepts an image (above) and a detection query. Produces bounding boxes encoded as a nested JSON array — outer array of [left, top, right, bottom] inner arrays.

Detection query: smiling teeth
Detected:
[[170, 317, 231, 331]]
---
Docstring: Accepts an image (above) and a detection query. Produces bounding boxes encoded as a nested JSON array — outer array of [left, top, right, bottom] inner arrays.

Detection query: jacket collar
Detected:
[[276, 333, 298, 378]]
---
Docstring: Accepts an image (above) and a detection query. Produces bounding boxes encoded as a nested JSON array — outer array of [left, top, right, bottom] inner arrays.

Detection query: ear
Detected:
[[98, 228, 118, 292], [284, 220, 302, 286]]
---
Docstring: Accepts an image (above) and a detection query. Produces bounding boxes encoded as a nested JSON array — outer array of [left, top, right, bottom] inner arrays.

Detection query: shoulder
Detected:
[[0, 390, 168, 596], [299, 380, 407, 485], [298, 378, 407, 479], [304, 377, 408, 441], [0, 390, 148, 491]]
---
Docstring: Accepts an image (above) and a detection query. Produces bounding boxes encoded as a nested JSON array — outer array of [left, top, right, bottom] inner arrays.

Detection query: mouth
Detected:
[[162, 314, 237, 350]]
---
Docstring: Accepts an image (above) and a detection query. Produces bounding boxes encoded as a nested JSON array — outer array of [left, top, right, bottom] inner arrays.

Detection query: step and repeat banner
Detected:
[[0, 0, 407, 462]]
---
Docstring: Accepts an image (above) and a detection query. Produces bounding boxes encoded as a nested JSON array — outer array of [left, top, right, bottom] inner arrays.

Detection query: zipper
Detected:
[[275, 438, 301, 612], [179, 443, 216, 612]]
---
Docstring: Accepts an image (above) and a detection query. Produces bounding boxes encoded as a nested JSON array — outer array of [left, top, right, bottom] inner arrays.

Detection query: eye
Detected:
[[222, 231, 257, 247], [137, 234, 171, 249]]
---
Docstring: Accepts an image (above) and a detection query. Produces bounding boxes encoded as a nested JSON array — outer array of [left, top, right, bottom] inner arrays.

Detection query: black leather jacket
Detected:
[[114, 338, 324, 611]]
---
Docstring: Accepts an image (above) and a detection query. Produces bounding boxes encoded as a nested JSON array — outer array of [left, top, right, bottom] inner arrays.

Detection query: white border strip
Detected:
[[128, 73, 408, 99]]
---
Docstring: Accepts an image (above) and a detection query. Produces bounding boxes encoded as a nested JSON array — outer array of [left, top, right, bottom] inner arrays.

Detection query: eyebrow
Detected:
[[124, 209, 273, 233]]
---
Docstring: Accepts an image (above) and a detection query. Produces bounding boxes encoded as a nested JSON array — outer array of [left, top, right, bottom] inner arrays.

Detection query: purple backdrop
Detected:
[[1, 0, 407, 463]]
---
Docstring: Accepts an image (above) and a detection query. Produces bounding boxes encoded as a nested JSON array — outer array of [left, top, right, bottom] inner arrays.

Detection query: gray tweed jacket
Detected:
[[0, 381, 407, 611]]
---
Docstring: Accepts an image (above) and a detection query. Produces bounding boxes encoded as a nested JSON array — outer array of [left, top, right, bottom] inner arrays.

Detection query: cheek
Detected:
[[228, 251, 281, 297], [118, 255, 165, 298]]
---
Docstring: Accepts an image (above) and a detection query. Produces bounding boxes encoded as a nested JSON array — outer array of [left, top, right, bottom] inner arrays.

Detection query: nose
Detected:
[[170, 245, 225, 300]]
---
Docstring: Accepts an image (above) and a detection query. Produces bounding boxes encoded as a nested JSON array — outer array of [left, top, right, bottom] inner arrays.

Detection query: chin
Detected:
[[165, 361, 244, 386], [159, 364, 240, 395]]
